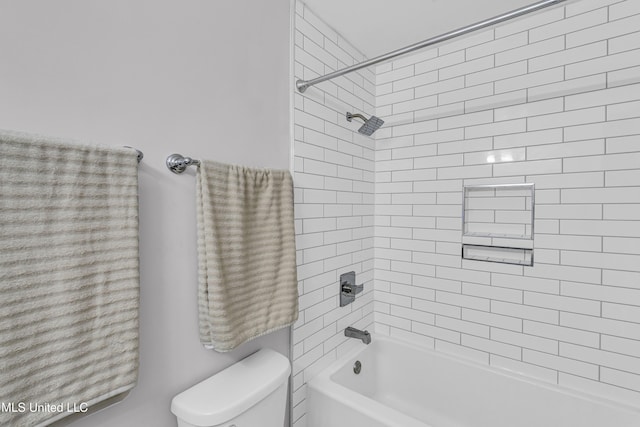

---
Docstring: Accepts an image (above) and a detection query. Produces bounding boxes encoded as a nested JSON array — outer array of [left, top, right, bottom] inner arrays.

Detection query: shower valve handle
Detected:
[[341, 282, 363, 295]]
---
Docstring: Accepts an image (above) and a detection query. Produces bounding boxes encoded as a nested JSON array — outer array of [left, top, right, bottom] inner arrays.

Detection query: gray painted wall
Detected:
[[0, 1, 292, 426]]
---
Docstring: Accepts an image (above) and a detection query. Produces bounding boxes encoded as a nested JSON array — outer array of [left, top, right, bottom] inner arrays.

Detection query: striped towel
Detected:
[[0, 130, 140, 427], [196, 160, 298, 352]]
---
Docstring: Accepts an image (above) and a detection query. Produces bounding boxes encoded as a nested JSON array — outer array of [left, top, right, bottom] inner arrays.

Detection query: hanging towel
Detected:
[[196, 160, 298, 352], [0, 130, 140, 427]]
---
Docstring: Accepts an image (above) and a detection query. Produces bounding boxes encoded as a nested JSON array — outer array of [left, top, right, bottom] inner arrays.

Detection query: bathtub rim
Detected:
[[308, 333, 640, 423]]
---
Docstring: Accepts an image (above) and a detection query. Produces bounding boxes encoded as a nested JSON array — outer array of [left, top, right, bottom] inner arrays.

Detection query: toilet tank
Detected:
[[171, 348, 291, 427]]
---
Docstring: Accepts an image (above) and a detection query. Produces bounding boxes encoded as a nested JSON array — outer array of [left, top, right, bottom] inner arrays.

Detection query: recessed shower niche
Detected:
[[461, 183, 534, 266]]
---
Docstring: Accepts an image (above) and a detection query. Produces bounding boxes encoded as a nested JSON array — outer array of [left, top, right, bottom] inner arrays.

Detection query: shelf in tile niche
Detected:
[[462, 183, 535, 240], [462, 244, 533, 267], [463, 232, 530, 240]]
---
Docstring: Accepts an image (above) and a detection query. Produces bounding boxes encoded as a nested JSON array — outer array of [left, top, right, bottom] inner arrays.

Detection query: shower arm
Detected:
[[296, 0, 567, 93], [346, 112, 368, 123]]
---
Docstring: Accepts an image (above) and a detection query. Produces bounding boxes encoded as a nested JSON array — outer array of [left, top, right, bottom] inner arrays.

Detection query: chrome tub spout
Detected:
[[345, 327, 371, 344]]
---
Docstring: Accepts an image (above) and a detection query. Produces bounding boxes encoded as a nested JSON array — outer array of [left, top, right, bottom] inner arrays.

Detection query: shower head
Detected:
[[346, 112, 384, 136]]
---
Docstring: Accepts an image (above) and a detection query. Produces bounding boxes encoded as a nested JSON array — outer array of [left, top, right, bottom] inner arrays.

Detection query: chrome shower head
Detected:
[[346, 112, 384, 136]]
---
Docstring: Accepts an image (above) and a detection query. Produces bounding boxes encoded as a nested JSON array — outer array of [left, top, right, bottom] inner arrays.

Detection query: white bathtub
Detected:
[[307, 335, 640, 427]]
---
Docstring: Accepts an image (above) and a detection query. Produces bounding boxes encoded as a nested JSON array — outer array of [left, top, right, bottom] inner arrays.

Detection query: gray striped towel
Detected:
[[0, 130, 139, 427], [196, 160, 298, 352]]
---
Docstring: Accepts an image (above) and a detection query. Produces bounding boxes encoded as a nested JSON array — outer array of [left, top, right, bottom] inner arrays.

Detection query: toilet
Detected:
[[171, 348, 291, 427]]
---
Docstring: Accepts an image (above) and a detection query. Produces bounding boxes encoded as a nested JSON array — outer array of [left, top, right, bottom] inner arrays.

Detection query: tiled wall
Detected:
[[374, 0, 640, 408], [291, 2, 376, 426]]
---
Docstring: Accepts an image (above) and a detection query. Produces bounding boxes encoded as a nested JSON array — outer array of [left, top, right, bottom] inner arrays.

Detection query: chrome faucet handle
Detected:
[[341, 283, 363, 294]]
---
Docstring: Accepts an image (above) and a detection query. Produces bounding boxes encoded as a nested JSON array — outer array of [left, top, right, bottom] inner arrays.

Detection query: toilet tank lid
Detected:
[[170, 348, 291, 426]]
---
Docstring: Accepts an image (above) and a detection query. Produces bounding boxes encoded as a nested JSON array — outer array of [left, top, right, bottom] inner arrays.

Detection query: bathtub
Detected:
[[307, 335, 640, 427]]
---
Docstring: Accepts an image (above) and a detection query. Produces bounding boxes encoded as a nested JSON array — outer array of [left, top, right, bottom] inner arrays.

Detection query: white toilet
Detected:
[[171, 348, 291, 427]]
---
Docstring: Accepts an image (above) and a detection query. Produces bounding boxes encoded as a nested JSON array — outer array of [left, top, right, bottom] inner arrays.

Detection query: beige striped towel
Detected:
[[196, 160, 298, 352], [0, 130, 140, 427]]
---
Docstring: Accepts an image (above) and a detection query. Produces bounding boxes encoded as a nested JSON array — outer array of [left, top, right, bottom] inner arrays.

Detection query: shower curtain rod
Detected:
[[296, 0, 567, 93]]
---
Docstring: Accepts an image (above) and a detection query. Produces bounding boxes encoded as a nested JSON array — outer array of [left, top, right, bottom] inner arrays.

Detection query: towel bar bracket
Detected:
[[166, 153, 201, 174]]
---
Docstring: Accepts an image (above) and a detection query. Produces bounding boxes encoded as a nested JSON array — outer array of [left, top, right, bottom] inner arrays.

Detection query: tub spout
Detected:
[[345, 327, 371, 344]]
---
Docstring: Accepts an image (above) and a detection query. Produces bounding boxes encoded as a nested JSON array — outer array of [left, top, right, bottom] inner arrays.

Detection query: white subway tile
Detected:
[[495, 67, 565, 94], [437, 164, 493, 180], [392, 120, 438, 138], [610, 31, 640, 55], [561, 312, 640, 339], [462, 334, 522, 359], [492, 301, 559, 324], [528, 107, 606, 131], [492, 328, 558, 354], [492, 273, 559, 294], [414, 128, 464, 146], [414, 51, 465, 75], [561, 342, 640, 375], [495, 37, 565, 66], [608, 65, 640, 87], [467, 61, 528, 87], [494, 128, 563, 149], [530, 41, 608, 72], [493, 159, 562, 177], [528, 74, 607, 102], [439, 83, 494, 105], [602, 335, 640, 358], [436, 290, 490, 311], [603, 204, 640, 220], [412, 321, 461, 343], [495, 98, 563, 122], [462, 308, 522, 332], [561, 219, 640, 237], [465, 118, 526, 139], [562, 187, 640, 204], [566, 49, 640, 79], [606, 98, 640, 122], [438, 137, 493, 155], [462, 282, 523, 303], [529, 171, 604, 189], [525, 262, 601, 285], [439, 110, 493, 130], [464, 148, 526, 166], [390, 305, 436, 325], [439, 30, 495, 55], [378, 88, 414, 107], [393, 95, 437, 115], [566, 83, 640, 110], [530, 8, 608, 43], [392, 48, 438, 70], [523, 349, 599, 379], [524, 320, 600, 348], [564, 118, 640, 142], [566, 0, 622, 16], [610, 0, 640, 20], [601, 368, 640, 393], [436, 315, 490, 338], [468, 33, 529, 61], [465, 90, 528, 113], [567, 13, 640, 48], [377, 65, 414, 85], [603, 302, 640, 328], [603, 237, 640, 255], [393, 70, 438, 92], [536, 233, 602, 251], [525, 291, 601, 316], [414, 153, 463, 169], [496, 7, 564, 38], [414, 102, 465, 122]]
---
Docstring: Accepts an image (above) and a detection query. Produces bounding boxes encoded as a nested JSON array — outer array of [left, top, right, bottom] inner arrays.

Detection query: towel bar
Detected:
[[166, 153, 201, 174]]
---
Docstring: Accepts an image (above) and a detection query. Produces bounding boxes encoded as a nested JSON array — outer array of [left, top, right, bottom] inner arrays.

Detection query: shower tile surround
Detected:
[[293, 0, 640, 425]]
